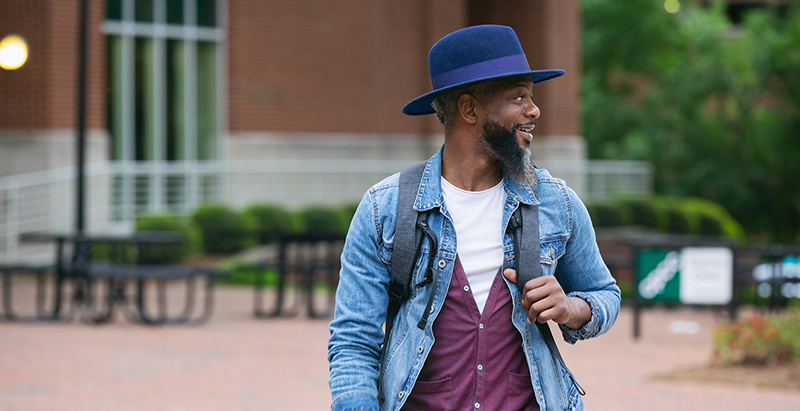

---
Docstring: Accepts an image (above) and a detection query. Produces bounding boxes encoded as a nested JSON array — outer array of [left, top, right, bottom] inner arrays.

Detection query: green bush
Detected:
[[590, 197, 745, 241], [586, 203, 625, 227], [772, 309, 800, 361], [626, 199, 659, 228], [90, 241, 136, 263], [135, 213, 199, 263], [713, 311, 796, 365], [297, 206, 347, 237], [242, 204, 303, 244], [679, 198, 746, 242], [666, 206, 691, 234], [218, 261, 279, 286], [336, 202, 360, 233], [191, 204, 255, 254]]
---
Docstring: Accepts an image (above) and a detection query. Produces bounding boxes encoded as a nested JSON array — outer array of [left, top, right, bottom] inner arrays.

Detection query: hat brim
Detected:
[[402, 69, 565, 116]]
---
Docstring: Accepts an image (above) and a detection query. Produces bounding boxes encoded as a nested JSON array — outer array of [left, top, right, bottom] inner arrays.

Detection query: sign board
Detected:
[[752, 255, 800, 299], [636, 247, 733, 305]]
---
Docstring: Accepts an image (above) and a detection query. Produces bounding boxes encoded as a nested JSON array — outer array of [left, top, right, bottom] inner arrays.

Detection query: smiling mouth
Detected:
[[515, 124, 535, 141]]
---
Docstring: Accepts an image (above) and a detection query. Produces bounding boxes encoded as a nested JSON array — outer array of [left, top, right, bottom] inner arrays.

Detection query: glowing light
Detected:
[[0, 34, 29, 70], [664, 0, 681, 14]]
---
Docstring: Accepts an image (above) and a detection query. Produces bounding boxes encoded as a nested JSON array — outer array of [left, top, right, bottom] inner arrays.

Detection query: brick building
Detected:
[[0, 0, 585, 234]]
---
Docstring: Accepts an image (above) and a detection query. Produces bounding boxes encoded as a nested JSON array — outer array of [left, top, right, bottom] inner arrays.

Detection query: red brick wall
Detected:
[[468, 0, 581, 137], [0, 1, 49, 129], [2, 0, 578, 139], [227, 0, 466, 135], [0, 0, 105, 131]]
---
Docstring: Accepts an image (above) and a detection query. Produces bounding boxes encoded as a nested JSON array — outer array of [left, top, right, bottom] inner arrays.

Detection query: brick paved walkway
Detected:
[[1, 283, 799, 410]]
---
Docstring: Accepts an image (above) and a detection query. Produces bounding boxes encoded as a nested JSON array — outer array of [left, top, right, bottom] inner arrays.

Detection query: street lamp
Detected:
[[0, 34, 29, 70]]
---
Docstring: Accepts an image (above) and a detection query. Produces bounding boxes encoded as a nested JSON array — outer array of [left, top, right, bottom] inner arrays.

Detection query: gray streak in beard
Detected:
[[479, 119, 537, 185]]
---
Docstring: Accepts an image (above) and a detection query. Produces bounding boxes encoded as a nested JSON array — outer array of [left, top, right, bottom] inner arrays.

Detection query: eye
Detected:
[[514, 95, 524, 102]]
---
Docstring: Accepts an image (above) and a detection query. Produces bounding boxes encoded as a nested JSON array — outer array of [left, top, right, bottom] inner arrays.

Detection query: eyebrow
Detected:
[[508, 82, 533, 91]]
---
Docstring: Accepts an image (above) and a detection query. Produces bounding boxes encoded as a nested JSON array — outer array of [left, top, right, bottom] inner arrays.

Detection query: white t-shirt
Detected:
[[441, 177, 506, 314]]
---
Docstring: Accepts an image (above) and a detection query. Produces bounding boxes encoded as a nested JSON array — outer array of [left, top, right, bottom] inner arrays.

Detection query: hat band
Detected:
[[430, 54, 530, 90]]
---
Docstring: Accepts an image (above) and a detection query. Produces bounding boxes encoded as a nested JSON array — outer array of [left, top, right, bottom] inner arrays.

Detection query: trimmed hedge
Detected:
[[336, 202, 360, 234], [298, 206, 348, 236], [242, 204, 303, 244], [587, 196, 745, 242], [189, 202, 358, 255], [191, 204, 255, 254], [135, 213, 199, 263]]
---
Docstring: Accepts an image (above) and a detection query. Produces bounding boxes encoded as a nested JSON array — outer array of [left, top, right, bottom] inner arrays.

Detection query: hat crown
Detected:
[[428, 25, 527, 78], [401, 25, 564, 116]]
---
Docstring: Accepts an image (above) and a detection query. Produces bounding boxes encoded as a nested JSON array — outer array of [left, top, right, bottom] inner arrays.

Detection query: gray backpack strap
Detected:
[[508, 179, 586, 396], [382, 161, 427, 349], [378, 160, 428, 402], [389, 160, 428, 315]]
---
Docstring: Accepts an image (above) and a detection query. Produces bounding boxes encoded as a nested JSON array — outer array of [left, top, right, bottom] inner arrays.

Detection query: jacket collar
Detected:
[[413, 145, 539, 212]]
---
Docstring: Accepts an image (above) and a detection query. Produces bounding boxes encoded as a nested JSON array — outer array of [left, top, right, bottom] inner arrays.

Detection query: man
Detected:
[[328, 25, 620, 411]]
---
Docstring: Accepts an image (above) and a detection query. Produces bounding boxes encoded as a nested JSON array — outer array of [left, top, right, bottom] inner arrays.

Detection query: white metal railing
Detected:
[[0, 159, 651, 263], [586, 160, 653, 200]]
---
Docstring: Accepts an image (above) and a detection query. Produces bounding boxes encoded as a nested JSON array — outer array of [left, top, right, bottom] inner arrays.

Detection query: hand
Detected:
[[503, 268, 590, 330]]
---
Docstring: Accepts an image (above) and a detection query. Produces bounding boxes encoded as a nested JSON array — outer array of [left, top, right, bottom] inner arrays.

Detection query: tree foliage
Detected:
[[581, 0, 800, 242]]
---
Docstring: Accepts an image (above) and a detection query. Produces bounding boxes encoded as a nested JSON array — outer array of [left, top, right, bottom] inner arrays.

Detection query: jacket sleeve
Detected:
[[327, 189, 391, 411], [554, 186, 621, 344]]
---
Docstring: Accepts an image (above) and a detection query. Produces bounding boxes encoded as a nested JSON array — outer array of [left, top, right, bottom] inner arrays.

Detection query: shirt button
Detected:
[[477, 364, 484, 371], [417, 345, 424, 354], [478, 323, 484, 330], [398, 391, 404, 399], [474, 402, 481, 409], [438, 259, 446, 268], [463, 285, 470, 292]]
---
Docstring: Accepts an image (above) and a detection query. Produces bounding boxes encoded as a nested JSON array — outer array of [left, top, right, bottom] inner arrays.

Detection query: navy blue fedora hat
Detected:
[[402, 25, 565, 116]]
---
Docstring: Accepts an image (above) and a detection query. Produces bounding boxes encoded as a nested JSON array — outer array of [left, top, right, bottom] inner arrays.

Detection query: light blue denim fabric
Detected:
[[328, 147, 621, 411]]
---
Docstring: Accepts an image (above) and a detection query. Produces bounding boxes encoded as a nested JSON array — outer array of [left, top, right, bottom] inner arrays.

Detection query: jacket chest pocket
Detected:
[[539, 238, 566, 275]]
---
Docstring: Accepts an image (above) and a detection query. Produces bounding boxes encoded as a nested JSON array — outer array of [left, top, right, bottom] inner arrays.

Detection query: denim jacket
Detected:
[[328, 147, 621, 411]]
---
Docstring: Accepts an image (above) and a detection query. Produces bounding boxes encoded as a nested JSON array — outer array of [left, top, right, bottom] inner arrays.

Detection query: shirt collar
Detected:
[[413, 145, 539, 212]]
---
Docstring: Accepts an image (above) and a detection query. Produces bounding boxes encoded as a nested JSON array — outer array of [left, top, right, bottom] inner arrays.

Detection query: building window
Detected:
[[104, 0, 224, 223]]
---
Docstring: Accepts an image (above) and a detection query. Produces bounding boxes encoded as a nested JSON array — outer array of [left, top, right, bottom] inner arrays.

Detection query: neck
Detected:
[[441, 130, 502, 192]]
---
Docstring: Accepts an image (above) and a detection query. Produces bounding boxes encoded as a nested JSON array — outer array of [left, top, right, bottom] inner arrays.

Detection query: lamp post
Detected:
[[76, 0, 89, 235]]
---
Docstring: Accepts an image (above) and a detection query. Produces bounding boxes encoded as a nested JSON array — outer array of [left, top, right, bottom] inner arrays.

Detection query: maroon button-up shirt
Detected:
[[403, 257, 539, 411]]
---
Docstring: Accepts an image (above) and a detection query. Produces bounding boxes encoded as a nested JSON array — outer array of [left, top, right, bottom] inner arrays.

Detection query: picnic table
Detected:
[[0, 232, 226, 325], [249, 232, 344, 319]]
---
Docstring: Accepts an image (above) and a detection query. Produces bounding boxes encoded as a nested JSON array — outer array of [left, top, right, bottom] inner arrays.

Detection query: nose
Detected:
[[525, 99, 540, 119]]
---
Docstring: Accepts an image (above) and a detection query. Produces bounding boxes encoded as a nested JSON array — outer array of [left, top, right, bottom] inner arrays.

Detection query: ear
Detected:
[[457, 93, 479, 125]]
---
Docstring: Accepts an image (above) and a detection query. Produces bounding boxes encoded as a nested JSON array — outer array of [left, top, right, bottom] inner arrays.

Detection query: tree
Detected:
[[581, 0, 800, 242]]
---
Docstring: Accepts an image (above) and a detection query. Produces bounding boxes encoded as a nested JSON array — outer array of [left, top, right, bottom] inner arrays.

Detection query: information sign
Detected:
[[636, 247, 733, 305]]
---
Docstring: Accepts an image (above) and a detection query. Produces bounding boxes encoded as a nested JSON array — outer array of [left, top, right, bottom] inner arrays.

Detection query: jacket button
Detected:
[[438, 259, 446, 268], [463, 285, 470, 292], [477, 364, 484, 371], [474, 402, 481, 409], [417, 345, 424, 354], [398, 391, 404, 399]]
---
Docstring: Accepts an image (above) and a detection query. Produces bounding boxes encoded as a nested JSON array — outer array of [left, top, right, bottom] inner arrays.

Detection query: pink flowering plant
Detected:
[[713, 311, 793, 366]]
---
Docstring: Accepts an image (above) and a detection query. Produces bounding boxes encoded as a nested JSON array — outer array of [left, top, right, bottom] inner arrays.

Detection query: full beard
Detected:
[[478, 119, 536, 184]]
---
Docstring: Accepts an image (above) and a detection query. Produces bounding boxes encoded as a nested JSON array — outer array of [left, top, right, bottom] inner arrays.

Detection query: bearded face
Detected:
[[478, 119, 536, 184]]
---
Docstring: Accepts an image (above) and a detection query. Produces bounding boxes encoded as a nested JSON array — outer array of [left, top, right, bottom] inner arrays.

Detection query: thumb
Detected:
[[503, 268, 517, 284]]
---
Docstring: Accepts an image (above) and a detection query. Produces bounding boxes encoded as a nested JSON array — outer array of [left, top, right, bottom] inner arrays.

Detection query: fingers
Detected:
[[503, 268, 517, 283], [519, 276, 570, 324]]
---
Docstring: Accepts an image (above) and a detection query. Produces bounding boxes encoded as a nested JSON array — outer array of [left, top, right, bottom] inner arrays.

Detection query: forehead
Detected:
[[483, 75, 534, 96]]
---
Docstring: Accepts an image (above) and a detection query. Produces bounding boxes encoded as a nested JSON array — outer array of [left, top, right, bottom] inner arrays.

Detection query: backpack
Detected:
[[382, 160, 584, 396]]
